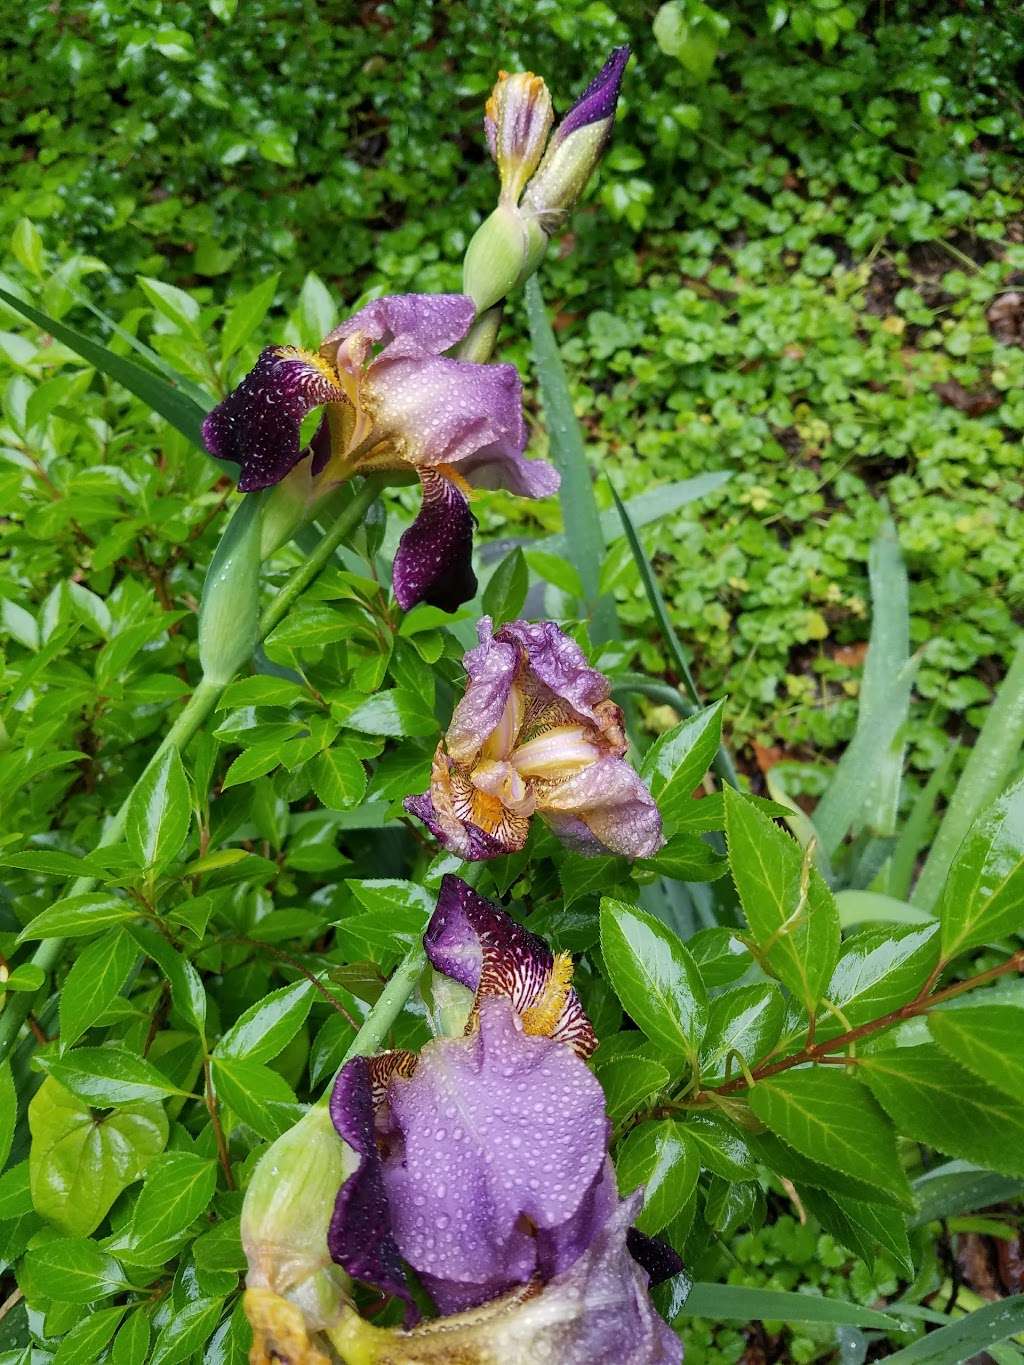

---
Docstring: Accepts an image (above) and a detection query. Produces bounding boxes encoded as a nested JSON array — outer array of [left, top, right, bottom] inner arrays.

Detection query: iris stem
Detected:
[[316, 944, 428, 1108], [0, 475, 385, 1065]]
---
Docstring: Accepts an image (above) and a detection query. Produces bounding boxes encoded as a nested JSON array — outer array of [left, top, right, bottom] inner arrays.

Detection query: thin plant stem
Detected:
[[0, 476, 384, 1064]]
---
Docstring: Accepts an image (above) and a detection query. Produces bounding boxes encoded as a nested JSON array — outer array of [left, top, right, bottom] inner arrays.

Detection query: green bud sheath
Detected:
[[198, 490, 265, 685], [462, 205, 547, 314]]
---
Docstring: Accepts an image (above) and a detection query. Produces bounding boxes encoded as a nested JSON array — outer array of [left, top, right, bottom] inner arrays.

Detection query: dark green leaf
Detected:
[[149, 1296, 224, 1365], [724, 785, 840, 1009], [127, 1153, 218, 1255], [345, 689, 436, 738], [639, 702, 724, 832], [818, 923, 940, 1040], [125, 747, 192, 871], [600, 897, 707, 1059], [862, 1044, 1024, 1177], [481, 547, 529, 624], [20, 1237, 129, 1303], [799, 1185, 913, 1278], [682, 1114, 757, 1181], [748, 1068, 913, 1207], [309, 746, 367, 810], [881, 1295, 1024, 1364], [212, 1055, 302, 1139], [687, 927, 752, 987], [215, 980, 314, 1063], [51, 1306, 126, 1365], [59, 927, 136, 1050], [928, 1004, 1024, 1103], [36, 1046, 184, 1106], [595, 1055, 671, 1123], [676, 1283, 900, 1329], [699, 983, 784, 1082], [615, 1120, 699, 1235], [127, 925, 206, 1038], [937, 778, 1024, 958]]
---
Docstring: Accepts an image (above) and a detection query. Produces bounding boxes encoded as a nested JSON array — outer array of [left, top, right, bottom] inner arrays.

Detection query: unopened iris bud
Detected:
[[485, 70, 554, 207], [522, 45, 630, 234], [241, 1106, 354, 1358], [462, 204, 547, 314]]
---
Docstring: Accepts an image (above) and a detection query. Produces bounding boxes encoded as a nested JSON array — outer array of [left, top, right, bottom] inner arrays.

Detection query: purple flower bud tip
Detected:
[[555, 44, 630, 143]]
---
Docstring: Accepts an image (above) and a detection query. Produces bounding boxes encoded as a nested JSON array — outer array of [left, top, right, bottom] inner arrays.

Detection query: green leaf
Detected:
[[799, 1186, 913, 1278], [215, 980, 314, 1063], [36, 1046, 184, 1106], [639, 702, 724, 834], [525, 276, 615, 641], [20, 1237, 128, 1304], [309, 746, 367, 810], [149, 1296, 225, 1365], [705, 1175, 759, 1238], [813, 519, 912, 852], [212, 1055, 302, 1139], [17, 893, 139, 941], [916, 640, 1024, 911], [862, 1044, 1024, 1177], [835, 889, 937, 928], [676, 1283, 900, 1329], [636, 831, 726, 882], [928, 1004, 1024, 1103], [724, 785, 840, 1009], [59, 927, 136, 1050], [481, 547, 529, 624], [936, 777, 1024, 958], [749, 1129, 899, 1206], [819, 923, 941, 1039], [687, 927, 752, 987], [599, 897, 707, 1058], [748, 1068, 913, 1208], [682, 1114, 757, 1181], [0, 284, 210, 447], [127, 1153, 218, 1255], [699, 983, 784, 1082], [911, 1160, 1024, 1227], [345, 688, 436, 737], [0, 1063, 13, 1173], [615, 1120, 698, 1235], [52, 1306, 126, 1365], [11, 217, 45, 277], [220, 274, 279, 361], [127, 924, 206, 1038], [881, 1295, 1024, 1364], [126, 747, 192, 871], [28, 1077, 167, 1235], [110, 1310, 151, 1365], [595, 1055, 671, 1123]]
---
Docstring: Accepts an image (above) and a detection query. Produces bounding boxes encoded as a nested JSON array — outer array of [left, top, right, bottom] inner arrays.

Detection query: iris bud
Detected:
[[485, 70, 554, 207], [241, 1106, 354, 1335], [197, 490, 264, 685], [462, 204, 548, 315]]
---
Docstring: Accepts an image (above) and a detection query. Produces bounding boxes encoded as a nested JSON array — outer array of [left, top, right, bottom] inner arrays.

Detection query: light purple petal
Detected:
[[424, 876, 596, 1058], [458, 438, 560, 499], [202, 346, 343, 492], [327, 1055, 415, 1312], [539, 755, 664, 859], [445, 617, 518, 764], [495, 620, 611, 727], [552, 46, 630, 144], [393, 470, 477, 612], [381, 997, 610, 1312], [322, 293, 476, 363]]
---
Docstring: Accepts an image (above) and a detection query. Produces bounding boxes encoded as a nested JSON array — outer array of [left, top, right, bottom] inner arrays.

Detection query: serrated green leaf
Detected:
[[310, 745, 366, 810], [36, 1046, 184, 1106], [748, 1068, 913, 1208], [615, 1120, 698, 1234], [59, 927, 136, 1050], [937, 778, 1024, 959], [699, 982, 784, 1082], [798, 1185, 913, 1278], [127, 925, 206, 1038], [18, 893, 139, 941], [640, 701, 724, 832], [20, 1237, 129, 1304], [724, 785, 840, 1009], [818, 923, 940, 1040], [215, 980, 313, 1063], [594, 1055, 670, 1123], [682, 1113, 757, 1181], [600, 898, 707, 1059], [127, 1153, 218, 1254], [928, 1004, 1024, 1103], [344, 688, 436, 738], [687, 927, 752, 987], [212, 1054, 302, 1139], [126, 747, 191, 871], [862, 1044, 1024, 1177], [51, 1306, 126, 1365], [149, 1295, 224, 1365]]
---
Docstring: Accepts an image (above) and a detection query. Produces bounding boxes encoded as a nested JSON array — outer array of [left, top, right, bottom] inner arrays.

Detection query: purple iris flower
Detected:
[[326, 876, 682, 1364], [201, 294, 558, 612], [404, 617, 663, 860]]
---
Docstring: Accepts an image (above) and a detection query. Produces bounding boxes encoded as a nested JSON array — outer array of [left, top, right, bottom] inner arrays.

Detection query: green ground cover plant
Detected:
[[1, 3, 1024, 1363]]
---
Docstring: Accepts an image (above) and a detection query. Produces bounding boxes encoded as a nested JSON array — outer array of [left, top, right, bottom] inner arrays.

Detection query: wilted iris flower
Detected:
[[202, 294, 558, 611], [405, 617, 663, 860], [319, 874, 682, 1364]]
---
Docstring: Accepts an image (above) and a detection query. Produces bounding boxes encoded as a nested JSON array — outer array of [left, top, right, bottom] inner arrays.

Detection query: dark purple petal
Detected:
[[380, 997, 610, 1311], [539, 755, 664, 859], [424, 875, 596, 1058], [552, 46, 630, 144], [495, 619, 612, 727], [322, 293, 476, 364], [627, 1228, 686, 1287], [201, 346, 343, 492], [402, 791, 514, 861], [327, 1055, 416, 1312], [393, 470, 477, 613]]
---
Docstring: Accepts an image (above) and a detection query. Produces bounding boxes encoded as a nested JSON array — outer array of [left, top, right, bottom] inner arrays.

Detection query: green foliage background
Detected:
[[3, 0, 1023, 782]]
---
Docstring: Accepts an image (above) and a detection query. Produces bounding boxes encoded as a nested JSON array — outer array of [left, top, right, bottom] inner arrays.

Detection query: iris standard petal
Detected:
[[423, 875, 596, 1058], [201, 346, 344, 492], [538, 754, 664, 859], [445, 618, 519, 764], [496, 619, 613, 728], [322, 292, 477, 364], [380, 997, 610, 1313], [550, 45, 631, 144], [393, 469, 477, 612]]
